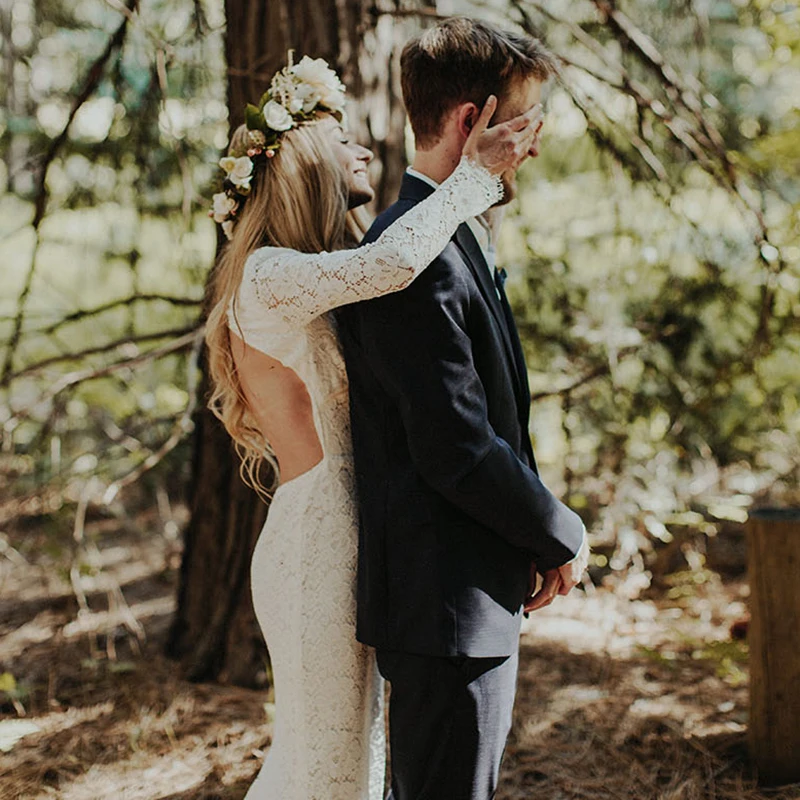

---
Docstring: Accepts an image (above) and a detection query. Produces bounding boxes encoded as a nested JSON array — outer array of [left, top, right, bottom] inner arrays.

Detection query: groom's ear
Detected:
[[455, 102, 481, 141]]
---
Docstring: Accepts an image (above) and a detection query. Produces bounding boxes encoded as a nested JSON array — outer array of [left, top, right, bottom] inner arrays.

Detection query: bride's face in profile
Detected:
[[323, 117, 374, 208]]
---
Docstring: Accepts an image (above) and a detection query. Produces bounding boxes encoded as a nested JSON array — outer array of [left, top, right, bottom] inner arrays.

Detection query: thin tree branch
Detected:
[[102, 327, 204, 503], [531, 363, 610, 402], [587, 0, 772, 232], [104, 0, 176, 57], [35, 294, 202, 336], [592, 0, 725, 149], [1, 230, 41, 389], [6, 325, 199, 384], [565, 75, 669, 181], [528, 325, 685, 402], [512, 0, 783, 270], [0, 0, 140, 388], [4, 328, 199, 432]]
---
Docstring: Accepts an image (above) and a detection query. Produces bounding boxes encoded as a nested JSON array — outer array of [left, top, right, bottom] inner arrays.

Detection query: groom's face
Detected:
[[492, 77, 544, 204]]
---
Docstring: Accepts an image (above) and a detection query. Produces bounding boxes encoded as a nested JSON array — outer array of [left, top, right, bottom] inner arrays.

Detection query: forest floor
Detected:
[[1, 510, 799, 800]]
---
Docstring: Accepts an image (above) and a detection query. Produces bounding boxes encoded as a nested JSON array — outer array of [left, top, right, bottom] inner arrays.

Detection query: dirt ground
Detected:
[[1, 513, 799, 800]]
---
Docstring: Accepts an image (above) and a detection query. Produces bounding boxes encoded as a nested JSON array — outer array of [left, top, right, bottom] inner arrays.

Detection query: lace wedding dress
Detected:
[[229, 156, 503, 800]]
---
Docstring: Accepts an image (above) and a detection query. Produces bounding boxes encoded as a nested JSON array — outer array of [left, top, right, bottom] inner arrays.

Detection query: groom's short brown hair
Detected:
[[401, 17, 559, 149]]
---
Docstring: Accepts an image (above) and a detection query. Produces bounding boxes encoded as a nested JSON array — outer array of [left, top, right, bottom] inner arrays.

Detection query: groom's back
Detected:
[[338, 191, 533, 660]]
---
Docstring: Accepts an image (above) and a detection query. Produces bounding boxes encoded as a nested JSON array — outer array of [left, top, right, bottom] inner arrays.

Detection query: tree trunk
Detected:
[[747, 508, 800, 787], [168, 0, 431, 687]]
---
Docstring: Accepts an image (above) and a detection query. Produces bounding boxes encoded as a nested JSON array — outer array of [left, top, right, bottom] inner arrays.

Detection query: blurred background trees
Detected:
[[1, 0, 798, 686]]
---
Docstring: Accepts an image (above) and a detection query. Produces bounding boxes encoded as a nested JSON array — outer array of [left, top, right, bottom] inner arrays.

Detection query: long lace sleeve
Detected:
[[238, 156, 503, 328]]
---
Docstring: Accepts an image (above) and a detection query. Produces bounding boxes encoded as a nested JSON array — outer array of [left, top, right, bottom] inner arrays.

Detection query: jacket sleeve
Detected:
[[354, 250, 584, 571]]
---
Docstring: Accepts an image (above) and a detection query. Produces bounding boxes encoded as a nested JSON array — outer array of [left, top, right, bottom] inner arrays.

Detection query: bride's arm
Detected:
[[242, 156, 503, 327]]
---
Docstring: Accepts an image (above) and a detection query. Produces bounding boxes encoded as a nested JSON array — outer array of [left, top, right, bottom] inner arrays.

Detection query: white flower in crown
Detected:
[[221, 219, 235, 240], [319, 84, 346, 113], [291, 55, 346, 112], [211, 191, 237, 223], [219, 155, 254, 189], [295, 82, 322, 114], [263, 100, 295, 132]]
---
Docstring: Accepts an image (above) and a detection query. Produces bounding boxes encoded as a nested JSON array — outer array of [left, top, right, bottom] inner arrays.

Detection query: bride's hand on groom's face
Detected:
[[462, 96, 544, 177]]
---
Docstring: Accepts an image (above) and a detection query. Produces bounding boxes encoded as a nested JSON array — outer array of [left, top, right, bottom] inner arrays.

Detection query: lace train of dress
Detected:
[[229, 156, 504, 799]]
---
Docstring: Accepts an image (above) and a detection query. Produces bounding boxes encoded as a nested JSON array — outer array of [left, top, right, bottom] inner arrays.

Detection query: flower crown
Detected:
[[210, 53, 347, 240]]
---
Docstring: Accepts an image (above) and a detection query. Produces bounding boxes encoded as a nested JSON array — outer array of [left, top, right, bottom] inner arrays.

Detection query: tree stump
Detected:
[[747, 508, 800, 786]]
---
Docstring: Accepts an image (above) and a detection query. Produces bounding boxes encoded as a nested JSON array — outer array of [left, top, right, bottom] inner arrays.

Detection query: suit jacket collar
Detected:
[[399, 169, 437, 203], [452, 224, 526, 407], [400, 169, 527, 409], [396, 170, 532, 453]]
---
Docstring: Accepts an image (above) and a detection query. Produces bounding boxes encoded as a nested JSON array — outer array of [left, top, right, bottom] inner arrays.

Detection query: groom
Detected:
[[339, 17, 587, 800]]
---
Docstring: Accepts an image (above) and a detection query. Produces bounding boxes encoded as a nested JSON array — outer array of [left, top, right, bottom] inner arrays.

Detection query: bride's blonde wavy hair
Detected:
[[205, 115, 368, 498]]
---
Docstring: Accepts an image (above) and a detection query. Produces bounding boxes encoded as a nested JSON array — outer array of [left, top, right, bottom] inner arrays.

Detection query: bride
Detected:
[[203, 55, 542, 799]]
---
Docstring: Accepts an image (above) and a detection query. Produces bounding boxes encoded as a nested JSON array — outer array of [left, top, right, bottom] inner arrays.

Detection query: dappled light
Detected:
[[2, 0, 799, 797]]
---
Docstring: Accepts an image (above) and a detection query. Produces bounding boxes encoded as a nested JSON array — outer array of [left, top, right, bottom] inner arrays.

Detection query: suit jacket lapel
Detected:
[[495, 269, 531, 407], [453, 224, 525, 404], [399, 177, 510, 347], [494, 268, 536, 470]]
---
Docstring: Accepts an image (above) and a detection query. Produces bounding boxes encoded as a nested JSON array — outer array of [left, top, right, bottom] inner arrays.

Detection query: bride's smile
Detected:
[[324, 117, 375, 208]]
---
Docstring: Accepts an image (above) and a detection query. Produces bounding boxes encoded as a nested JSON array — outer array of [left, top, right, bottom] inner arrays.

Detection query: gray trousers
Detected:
[[377, 649, 519, 800]]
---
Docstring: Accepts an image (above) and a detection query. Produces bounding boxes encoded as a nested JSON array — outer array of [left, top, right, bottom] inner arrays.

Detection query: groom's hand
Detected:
[[524, 565, 562, 613], [525, 531, 590, 612], [556, 529, 590, 595]]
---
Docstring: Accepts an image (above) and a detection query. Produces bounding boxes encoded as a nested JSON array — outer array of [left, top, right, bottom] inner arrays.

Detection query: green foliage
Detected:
[[1, 0, 225, 502], [0, 672, 17, 694]]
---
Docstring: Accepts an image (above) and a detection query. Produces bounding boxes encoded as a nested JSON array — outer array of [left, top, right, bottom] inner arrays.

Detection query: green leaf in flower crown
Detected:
[[259, 90, 271, 110], [245, 104, 266, 132]]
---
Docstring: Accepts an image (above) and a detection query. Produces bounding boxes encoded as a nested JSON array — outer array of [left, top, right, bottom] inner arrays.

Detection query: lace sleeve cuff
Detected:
[[440, 156, 504, 218]]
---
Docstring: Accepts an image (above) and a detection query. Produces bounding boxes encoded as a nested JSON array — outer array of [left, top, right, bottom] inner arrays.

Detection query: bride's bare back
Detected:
[[231, 331, 323, 483]]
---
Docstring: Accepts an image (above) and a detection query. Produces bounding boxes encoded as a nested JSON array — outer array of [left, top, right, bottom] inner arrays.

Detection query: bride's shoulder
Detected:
[[234, 244, 319, 320], [244, 244, 295, 271]]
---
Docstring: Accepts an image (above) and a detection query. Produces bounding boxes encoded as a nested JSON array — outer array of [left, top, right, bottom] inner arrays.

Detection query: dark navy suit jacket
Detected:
[[337, 171, 584, 658]]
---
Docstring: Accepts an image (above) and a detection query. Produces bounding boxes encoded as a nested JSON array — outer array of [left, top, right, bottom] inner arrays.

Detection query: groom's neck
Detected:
[[410, 139, 462, 185]]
